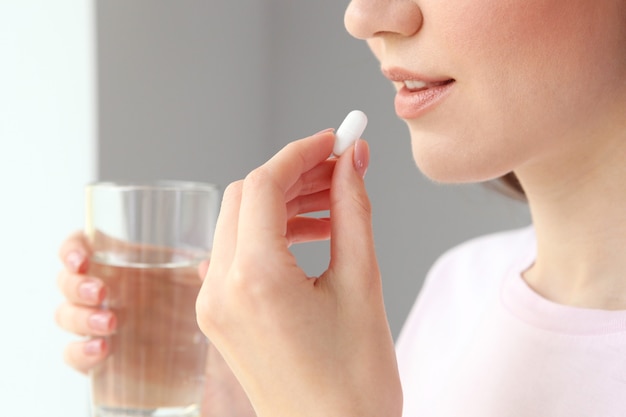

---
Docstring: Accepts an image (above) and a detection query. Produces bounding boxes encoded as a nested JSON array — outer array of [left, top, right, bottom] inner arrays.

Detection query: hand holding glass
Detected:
[[85, 181, 219, 417]]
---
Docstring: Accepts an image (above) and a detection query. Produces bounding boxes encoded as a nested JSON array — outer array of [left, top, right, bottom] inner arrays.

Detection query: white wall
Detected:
[[0, 1, 96, 415]]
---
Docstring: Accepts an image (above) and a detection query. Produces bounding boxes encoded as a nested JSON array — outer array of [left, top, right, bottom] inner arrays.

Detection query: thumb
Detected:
[[329, 139, 379, 284]]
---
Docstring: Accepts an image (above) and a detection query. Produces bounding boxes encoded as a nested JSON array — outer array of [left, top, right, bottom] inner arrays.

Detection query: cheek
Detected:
[[435, 0, 589, 71], [438, 0, 626, 102], [413, 0, 626, 183]]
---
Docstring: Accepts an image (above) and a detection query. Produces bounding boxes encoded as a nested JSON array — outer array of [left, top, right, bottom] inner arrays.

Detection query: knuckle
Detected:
[[63, 343, 91, 374], [229, 259, 280, 309], [58, 231, 84, 259], [196, 281, 224, 337], [222, 180, 243, 201], [54, 304, 67, 328], [62, 345, 76, 368], [244, 166, 272, 190], [351, 189, 373, 219], [195, 286, 210, 319], [195, 299, 211, 335], [197, 259, 276, 334], [286, 140, 308, 167]]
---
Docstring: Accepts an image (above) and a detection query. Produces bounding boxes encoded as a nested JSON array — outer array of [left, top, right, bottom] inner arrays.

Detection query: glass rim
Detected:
[[86, 180, 220, 193]]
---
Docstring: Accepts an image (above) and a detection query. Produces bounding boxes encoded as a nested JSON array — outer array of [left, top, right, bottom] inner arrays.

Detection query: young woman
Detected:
[[56, 0, 626, 416]]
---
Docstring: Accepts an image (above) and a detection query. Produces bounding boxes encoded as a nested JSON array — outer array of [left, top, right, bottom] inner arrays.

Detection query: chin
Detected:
[[408, 133, 512, 185], [414, 159, 488, 185]]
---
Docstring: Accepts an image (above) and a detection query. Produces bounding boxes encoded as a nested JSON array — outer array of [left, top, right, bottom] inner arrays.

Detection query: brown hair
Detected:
[[493, 172, 526, 201]]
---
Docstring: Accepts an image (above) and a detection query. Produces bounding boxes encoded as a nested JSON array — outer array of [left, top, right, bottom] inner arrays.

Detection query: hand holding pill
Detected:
[[197, 109, 398, 417]]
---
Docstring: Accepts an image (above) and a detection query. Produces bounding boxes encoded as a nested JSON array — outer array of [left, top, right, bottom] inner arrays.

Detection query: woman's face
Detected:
[[345, 0, 626, 184]]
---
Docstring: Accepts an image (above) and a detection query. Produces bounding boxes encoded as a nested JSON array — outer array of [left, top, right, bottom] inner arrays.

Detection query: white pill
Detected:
[[333, 110, 368, 156]]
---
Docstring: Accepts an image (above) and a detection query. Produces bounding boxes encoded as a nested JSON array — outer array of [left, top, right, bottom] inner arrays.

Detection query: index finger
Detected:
[[58, 231, 92, 273], [264, 131, 335, 194], [238, 132, 335, 249]]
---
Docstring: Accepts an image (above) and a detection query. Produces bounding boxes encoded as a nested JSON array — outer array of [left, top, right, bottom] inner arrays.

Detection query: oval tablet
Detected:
[[333, 110, 368, 156]]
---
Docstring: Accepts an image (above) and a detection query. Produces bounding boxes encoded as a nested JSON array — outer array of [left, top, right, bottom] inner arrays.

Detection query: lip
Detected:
[[382, 67, 455, 120]]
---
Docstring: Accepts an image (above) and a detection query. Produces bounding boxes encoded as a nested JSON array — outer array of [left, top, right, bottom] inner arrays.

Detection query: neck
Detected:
[[518, 130, 626, 310]]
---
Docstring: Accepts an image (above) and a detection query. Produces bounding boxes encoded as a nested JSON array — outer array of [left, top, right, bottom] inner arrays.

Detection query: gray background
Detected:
[[96, 0, 530, 338]]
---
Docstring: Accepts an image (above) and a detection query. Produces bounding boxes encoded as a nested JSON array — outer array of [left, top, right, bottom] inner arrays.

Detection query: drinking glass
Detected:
[[85, 181, 220, 417]]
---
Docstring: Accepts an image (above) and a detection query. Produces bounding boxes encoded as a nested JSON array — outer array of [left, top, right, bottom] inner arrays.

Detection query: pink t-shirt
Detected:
[[396, 227, 626, 417]]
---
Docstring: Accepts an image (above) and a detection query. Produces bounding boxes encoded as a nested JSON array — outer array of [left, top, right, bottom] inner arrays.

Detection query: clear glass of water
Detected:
[[85, 181, 220, 417]]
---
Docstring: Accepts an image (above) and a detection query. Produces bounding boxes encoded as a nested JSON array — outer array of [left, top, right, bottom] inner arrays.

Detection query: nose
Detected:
[[344, 0, 423, 40]]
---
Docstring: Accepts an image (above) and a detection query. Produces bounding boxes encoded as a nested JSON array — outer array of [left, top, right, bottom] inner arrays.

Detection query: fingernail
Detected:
[[88, 311, 116, 333], [78, 281, 104, 304], [84, 338, 106, 356], [353, 139, 370, 178], [314, 127, 335, 136], [66, 251, 85, 273]]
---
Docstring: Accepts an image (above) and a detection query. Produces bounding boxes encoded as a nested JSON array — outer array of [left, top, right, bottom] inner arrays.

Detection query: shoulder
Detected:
[[396, 226, 536, 402], [397, 226, 535, 345], [428, 225, 535, 282]]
